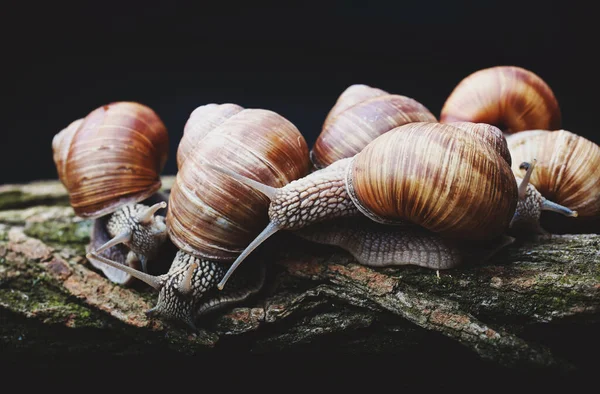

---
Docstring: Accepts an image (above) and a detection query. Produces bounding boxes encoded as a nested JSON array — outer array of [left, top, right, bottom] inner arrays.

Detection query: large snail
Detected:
[[506, 129, 600, 233], [86, 104, 312, 328], [440, 66, 561, 134], [310, 84, 437, 168], [52, 102, 170, 284], [207, 121, 575, 289]]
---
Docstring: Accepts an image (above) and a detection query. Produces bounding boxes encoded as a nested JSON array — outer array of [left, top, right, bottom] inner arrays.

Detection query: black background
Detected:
[[2, 1, 599, 382], [3, 1, 598, 184]]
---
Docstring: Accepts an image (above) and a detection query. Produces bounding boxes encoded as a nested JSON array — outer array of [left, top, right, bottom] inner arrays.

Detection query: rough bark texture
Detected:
[[0, 177, 598, 375]]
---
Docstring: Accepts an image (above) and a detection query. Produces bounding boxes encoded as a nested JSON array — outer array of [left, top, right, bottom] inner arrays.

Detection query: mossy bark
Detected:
[[0, 177, 598, 374]]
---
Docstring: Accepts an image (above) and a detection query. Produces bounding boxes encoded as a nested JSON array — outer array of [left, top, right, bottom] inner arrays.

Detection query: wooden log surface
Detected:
[[0, 177, 598, 378]]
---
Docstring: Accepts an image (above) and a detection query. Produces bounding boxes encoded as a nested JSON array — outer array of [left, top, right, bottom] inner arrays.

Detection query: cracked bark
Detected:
[[0, 177, 598, 374]]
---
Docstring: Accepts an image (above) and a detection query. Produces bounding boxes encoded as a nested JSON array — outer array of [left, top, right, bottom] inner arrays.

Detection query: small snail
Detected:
[[310, 84, 437, 168], [52, 102, 170, 284], [506, 129, 599, 233], [87, 104, 311, 328], [440, 66, 561, 134]]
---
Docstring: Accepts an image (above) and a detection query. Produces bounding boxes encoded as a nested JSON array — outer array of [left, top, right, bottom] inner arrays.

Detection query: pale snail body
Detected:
[[506, 129, 600, 232], [52, 102, 170, 284], [310, 84, 437, 168], [295, 217, 463, 270], [88, 104, 311, 327], [440, 66, 561, 134]]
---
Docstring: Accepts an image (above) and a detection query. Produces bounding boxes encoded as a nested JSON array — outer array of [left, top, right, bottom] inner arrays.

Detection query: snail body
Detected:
[[310, 84, 437, 168], [52, 102, 170, 284], [440, 66, 561, 134], [87, 104, 310, 327]]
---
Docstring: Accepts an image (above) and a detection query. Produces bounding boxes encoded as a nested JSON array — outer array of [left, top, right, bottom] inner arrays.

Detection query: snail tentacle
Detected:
[[510, 160, 578, 231], [86, 251, 165, 290]]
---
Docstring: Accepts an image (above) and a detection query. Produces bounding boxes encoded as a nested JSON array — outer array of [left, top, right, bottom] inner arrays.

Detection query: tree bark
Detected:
[[0, 178, 598, 374]]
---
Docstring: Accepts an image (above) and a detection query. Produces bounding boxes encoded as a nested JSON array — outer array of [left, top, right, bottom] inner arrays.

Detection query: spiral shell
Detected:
[[448, 122, 511, 166], [440, 66, 561, 134], [167, 107, 310, 261], [346, 122, 518, 240], [310, 84, 437, 168], [506, 129, 600, 218], [176, 103, 244, 169], [52, 102, 169, 218]]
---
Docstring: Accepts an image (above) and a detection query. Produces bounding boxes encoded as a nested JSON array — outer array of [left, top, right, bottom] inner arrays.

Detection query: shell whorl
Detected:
[[52, 102, 169, 219], [310, 84, 437, 169], [176, 103, 244, 169], [440, 66, 561, 134], [448, 122, 511, 166], [506, 129, 600, 218], [167, 107, 310, 261], [345, 122, 518, 240]]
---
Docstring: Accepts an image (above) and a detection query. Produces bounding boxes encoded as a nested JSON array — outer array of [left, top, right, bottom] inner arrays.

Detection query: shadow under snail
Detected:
[[52, 101, 170, 284]]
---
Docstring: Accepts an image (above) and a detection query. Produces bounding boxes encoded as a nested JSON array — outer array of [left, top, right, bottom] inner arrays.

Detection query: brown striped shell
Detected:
[[310, 84, 437, 168], [440, 66, 561, 134], [167, 107, 310, 261], [176, 103, 244, 169], [52, 102, 169, 219], [506, 129, 600, 218], [345, 122, 518, 240], [447, 122, 511, 166]]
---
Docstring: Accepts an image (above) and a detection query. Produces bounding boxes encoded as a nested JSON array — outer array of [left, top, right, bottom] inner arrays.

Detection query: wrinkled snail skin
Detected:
[[88, 104, 310, 327], [87, 192, 170, 285], [295, 217, 463, 270], [211, 122, 526, 289], [52, 102, 170, 283], [310, 84, 437, 168], [440, 66, 561, 134]]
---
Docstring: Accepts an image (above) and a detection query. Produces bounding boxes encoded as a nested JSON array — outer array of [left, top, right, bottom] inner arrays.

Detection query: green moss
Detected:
[[0, 275, 106, 328], [24, 220, 91, 245], [0, 190, 69, 211]]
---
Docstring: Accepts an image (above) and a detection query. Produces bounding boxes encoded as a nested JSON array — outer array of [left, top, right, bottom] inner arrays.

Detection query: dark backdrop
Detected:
[[3, 1, 598, 184]]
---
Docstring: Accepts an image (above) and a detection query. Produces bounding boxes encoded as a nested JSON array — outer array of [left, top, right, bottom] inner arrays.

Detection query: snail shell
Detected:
[[176, 103, 244, 169], [506, 129, 600, 219], [440, 66, 561, 134], [345, 122, 518, 240], [310, 84, 437, 168], [52, 102, 169, 218], [167, 105, 311, 261]]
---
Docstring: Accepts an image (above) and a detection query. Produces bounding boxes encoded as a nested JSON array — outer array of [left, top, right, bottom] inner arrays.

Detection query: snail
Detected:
[[206, 121, 573, 289], [310, 84, 437, 168], [440, 66, 561, 134], [506, 129, 599, 234], [86, 104, 311, 328], [52, 102, 170, 284]]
